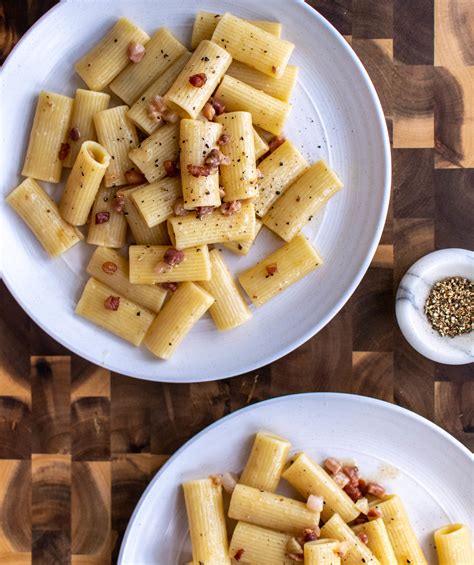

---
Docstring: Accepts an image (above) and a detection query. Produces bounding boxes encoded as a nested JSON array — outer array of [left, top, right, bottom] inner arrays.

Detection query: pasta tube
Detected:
[[75, 17, 150, 91], [239, 431, 291, 492], [127, 52, 191, 135], [320, 514, 380, 565], [144, 282, 214, 359], [129, 245, 211, 284], [238, 235, 322, 307], [191, 11, 282, 49], [222, 219, 263, 256], [164, 40, 231, 119], [215, 112, 258, 201], [352, 519, 397, 565], [110, 28, 187, 105], [228, 522, 293, 565], [227, 60, 299, 102], [63, 89, 110, 167], [304, 539, 341, 565], [128, 122, 180, 184], [21, 91, 73, 183], [180, 119, 223, 209], [228, 484, 320, 534], [282, 452, 360, 523], [254, 140, 308, 217], [94, 105, 139, 187], [118, 186, 169, 245], [370, 496, 427, 565], [131, 176, 182, 227], [87, 186, 128, 248], [168, 202, 256, 249], [211, 13, 294, 78], [253, 128, 269, 159], [214, 75, 290, 135], [86, 247, 167, 313], [75, 278, 155, 346], [434, 524, 473, 565], [59, 141, 110, 225], [183, 479, 230, 565], [6, 178, 82, 257], [199, 249, 252, 331], [263, 160, 343, 241]]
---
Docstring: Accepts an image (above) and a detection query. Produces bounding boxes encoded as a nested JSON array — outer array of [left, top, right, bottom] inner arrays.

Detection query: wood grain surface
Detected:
[[1, 1, 473, 563]]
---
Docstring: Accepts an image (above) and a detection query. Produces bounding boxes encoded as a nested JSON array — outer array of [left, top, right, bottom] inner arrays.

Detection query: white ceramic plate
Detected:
[[118, 393, 473, 564], [0, 0, 390, 382]]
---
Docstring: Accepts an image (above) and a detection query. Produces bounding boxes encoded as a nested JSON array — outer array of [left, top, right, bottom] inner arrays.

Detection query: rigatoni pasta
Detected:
[[86, 247, 167, 314], [214, 75, 291, 135], [94, 105, 139, 187], [168, 202, 256, 249], [131, 176, 182, 227], [179, 119, 222, 209], [320, 513, 380, 565], [127, 52, 191, 135], [222, 218, 263, 256], [434, 524, 473, 565], [253, 128, 270, 159], [254, 140, 309, 217], [63, 89, 110, 167], [144, 282, 214, 359], [282, 451, 360, 523], [228, 483, 320, 534], [215, 111, 258, 201], [6, 178, 83, 257], [87, 186, 128, 248], [59, 140, 110, 225], [21, 91, 73, 183], [128, 122, 180, 184], [211, 13, 294, 78], [129, 245, 211, 284], [199, 249, 251, 331], [304, 539, 341, 565], [239, 431, 291, 492], [191, 11, 282, 49], [118, 186, 170, 245], [164, 40, 231, 119], [183, 479, 230, 565], [352, 518, 397, 565], [263, 160, 343, 241], [75, 17, 150, 91], [227, 60, 299, 102], [228, 522, 293, 565], [238, 235, 322, 307], [110, 28, 187, 105], [75, 278, 155, 346]]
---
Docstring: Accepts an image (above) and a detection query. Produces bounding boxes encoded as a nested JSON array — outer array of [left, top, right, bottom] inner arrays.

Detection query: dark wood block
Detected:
[[393, 0, 434, 64], [352, 352, 394, 401], [0, 397, 31, 459], [434, 169, 474, 249], [351, 268, 394, 352], [0, 460, 31, 551], [31, 357, 71, 455], [435, 381, 473, 450], [32, 530, 70, 565], [353, 0, 393, 39], [393, 149, 434, 218], [72, 397, 110, 461], [306, 0, 352, 35], [71, 461, 111, 557], [393, 217, 434, 287]]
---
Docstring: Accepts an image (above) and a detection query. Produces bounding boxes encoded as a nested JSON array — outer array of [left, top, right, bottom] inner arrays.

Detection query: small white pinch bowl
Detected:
[[396, 248, 474, 365]]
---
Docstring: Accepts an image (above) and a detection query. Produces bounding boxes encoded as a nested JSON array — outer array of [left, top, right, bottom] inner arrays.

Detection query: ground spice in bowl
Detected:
[[424, 276, 473, 337]]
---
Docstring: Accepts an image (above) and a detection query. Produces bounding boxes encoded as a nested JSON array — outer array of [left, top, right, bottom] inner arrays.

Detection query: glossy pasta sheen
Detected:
[[228, 522, 294, 565], [131, 176, 182, 227]]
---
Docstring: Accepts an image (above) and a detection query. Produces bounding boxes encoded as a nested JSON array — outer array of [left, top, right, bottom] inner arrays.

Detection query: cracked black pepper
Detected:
[[424, 277, 473, 337]]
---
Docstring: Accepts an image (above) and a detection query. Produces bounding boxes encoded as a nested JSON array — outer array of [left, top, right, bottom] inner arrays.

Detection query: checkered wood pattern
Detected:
[[1, 1, 473, 562]]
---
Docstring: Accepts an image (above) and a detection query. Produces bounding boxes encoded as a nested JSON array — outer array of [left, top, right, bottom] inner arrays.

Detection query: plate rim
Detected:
[[0, 0, 391, 383], [118, 391, 472, 563]]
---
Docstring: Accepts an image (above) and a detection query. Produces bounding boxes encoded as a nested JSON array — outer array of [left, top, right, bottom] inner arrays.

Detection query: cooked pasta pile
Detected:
[[7, 12, 345, 359], [182, 431, 473, 564]]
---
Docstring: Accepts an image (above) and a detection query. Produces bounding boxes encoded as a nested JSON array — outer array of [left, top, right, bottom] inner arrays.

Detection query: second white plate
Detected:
[[119, 393, 473, 564]]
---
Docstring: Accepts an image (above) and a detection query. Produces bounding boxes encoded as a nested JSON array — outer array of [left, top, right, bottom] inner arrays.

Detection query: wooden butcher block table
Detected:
[[0, 1, 472, 563]]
